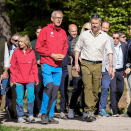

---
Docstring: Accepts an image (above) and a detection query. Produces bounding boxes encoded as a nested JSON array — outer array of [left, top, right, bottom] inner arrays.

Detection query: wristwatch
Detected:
[[109, 65, 113, 67]]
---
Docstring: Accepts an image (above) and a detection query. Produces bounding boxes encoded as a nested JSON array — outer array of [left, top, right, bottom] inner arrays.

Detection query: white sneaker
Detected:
[[68, 108, 74, 118], [27, 115, 35, 122], [82, 112, 87, 119], [18, 117, 26, 123]]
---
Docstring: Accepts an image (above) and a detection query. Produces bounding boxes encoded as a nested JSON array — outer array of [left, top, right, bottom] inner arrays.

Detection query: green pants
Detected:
[[81, 60, 102, 113]]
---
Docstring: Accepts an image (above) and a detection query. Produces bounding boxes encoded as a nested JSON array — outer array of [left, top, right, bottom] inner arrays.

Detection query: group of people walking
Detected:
[[0, 10, 131, 124]]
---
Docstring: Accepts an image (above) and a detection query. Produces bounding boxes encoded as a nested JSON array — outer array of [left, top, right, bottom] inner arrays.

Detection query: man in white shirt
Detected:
[[74, 13, 113, 122]]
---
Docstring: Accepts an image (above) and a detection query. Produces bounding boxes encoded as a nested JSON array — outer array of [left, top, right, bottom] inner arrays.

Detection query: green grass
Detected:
[[0, 124, 92, 131]]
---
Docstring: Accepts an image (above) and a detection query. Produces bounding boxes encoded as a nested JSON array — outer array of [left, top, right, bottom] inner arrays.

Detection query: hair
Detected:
[[101, 20, 110, 27], [18, 35, 32, 50], [11, 33, 20, 39], [119, 31, 125, 37], [90, 13, 102, 22], [36, 26, 42, 31], [80, 22, 91, 34], [51, 10, 63, 18], [112, 31, 120, 36]]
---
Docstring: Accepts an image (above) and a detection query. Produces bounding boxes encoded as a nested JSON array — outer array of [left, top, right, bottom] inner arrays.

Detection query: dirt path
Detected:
[[1, 111, 131, 131]]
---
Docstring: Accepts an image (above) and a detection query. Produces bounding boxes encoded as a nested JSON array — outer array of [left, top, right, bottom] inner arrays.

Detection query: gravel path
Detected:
[[1, 111, 131, 131]]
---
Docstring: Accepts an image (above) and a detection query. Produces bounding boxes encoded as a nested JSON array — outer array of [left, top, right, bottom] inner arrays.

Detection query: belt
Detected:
[[82, 59, 102, 64], [116, 68, 123, 72]]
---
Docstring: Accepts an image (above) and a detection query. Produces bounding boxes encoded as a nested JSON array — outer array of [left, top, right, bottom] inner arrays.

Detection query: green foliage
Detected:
[[4, 0, 131, 39]]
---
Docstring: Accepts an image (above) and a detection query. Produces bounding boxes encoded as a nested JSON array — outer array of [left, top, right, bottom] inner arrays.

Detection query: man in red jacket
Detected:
[[35, 10, 68, 124]]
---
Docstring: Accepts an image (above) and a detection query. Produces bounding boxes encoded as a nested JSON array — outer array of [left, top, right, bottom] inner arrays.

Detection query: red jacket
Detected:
[[35, 23, 68, 67], [10, 49, 39, 83]]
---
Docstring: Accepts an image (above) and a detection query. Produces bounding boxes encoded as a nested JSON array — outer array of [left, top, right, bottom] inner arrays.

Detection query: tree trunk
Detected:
[[0, 0, 11, 41]]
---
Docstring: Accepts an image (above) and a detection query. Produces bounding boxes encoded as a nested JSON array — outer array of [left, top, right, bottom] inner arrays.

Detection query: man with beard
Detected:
[[99, 21, 116, 117], [74, 13, 113, 122]]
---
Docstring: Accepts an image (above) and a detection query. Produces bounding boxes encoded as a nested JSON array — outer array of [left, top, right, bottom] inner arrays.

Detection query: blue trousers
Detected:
[[40, 64, 62, 118], [60, 69, 68, 113], [1, 77, 9, 95], [15, 82, 35, 118], [99, 71, 111, 111]]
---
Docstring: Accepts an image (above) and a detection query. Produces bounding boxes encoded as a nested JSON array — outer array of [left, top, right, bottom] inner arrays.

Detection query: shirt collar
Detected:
[[12, 44, 17, 50], [114, 42, 121, 47], [89, 29, 102, 37]]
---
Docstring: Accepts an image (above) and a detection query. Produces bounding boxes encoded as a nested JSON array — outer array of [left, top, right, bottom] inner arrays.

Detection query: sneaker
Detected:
[[59, 112, 67, 119], [18, 117, 26, 123], [48, 117, 59, 124], [112, 110, 119, 117], [41, 114, 49, 124], [68, 108, 74, 118], [27, 115, 35, 122], [6, 107, 16, 120], [99, 109, 110, 117], [37, 113, 42, 118], [87, 111, 96, 122], [82, 112, 87, 119]]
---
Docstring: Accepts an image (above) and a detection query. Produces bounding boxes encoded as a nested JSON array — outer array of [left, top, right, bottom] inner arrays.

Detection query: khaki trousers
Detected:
[[124, 77, 130, 107], [81, 60, 102, 113]]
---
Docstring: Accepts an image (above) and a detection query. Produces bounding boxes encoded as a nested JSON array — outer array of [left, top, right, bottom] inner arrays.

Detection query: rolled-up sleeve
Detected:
[[74, 33, 83, 52], [105, 36, 113, 55], [4, 43, 10, 68]]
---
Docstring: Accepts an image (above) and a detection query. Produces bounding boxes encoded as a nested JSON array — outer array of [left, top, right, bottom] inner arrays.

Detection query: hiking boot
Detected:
[[6, 106, 16, 120], [18, 117, 26, 123], [99, 109, 110, 117], [68, 108, 74, 118], [27, 115, 35, 122], [41, 114, 49, 124], [87, 111, 96, 122], [48, 117, 59, 124], [82, 112, 87, 119], [37, 113, 42, 118], [59, 112, 67, 119]]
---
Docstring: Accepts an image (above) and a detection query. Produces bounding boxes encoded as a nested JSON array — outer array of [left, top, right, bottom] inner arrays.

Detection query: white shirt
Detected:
[[74, 30, 113, 61], [114, 42, 123, 69], [4, 42, 10, 68]]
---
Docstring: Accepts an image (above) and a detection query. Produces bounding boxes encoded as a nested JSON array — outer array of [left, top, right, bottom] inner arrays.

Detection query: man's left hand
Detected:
[[2, 71, 8, 80], [108, 66, 113, 76]]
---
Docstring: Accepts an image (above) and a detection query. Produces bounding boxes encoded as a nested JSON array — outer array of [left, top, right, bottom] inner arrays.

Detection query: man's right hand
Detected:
[[51, 54, 65, 61], [75, 63, 80, 72]]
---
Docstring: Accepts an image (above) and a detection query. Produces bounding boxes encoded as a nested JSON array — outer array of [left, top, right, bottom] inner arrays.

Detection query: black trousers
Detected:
[[110, 70, 124, 112], [33, 69, 43, 115], [69, 76, 83, 109]]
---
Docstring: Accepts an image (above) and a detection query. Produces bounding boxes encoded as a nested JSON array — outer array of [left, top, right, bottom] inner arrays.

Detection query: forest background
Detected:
[[0, 0, 131, 41]]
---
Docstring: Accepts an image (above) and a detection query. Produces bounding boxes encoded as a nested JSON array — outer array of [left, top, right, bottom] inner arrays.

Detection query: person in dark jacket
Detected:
[[31, 26, 43, 118]]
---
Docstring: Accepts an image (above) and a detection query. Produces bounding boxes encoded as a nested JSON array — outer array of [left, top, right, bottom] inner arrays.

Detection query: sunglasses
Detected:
[[113, 37, 119, 39], [84, 28, 89, 31], [121, 36, 126, 38], [129, 28, 131, 30], [12, 39, 18, 42]]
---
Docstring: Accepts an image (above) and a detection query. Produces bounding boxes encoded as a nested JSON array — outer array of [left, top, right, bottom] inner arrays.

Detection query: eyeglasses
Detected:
[[113, 37, 119, 39], [84, 28, 89, 31], [121, 36, 126, 38], [53, 17, 63, 20], [12, 39, 18, 42]]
